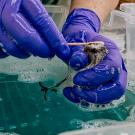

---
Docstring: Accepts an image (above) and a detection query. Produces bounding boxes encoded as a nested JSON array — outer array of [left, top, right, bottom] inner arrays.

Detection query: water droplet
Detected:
[[111, 67, 115, 74]]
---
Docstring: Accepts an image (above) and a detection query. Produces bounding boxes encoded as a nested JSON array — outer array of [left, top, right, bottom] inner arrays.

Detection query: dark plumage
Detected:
[[84, 42, 108, 68]]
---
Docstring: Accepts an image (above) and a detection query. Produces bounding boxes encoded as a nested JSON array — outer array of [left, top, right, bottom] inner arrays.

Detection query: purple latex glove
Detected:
[[62, 9, 127, 104], [0, 0, 70, 60]]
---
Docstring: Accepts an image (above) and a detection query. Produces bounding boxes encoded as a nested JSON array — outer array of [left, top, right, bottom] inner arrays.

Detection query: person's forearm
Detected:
[[70, 0, 119, 23]]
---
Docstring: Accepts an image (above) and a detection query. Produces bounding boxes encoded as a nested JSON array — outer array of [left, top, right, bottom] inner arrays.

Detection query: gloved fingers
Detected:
[[78, 68, 127, 104], [73, 59, 121, 87], [0, 33, 30, 58], [73, 40, 122, 87], [0, 46, 8, 58], [64, 70, 126, 104], [22, 0, 70, 61], [63, 86, 96, 104], [63, 86, 81, 103], [64, 31, 90, 70], [69, 46, 89, 70], [1, 0, 53, 58]]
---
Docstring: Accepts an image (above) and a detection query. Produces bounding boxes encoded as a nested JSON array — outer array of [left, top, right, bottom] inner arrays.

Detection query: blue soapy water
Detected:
[[0, 74, 135, 135], [0, 56, 134, 135]]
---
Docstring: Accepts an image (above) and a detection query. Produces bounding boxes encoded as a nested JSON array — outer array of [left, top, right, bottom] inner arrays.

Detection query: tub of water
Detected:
[[0, 55, 135, 135]]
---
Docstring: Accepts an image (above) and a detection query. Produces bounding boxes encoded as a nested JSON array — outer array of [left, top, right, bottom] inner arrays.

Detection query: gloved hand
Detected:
[[0, 0, 70, 60], [62, 9, 127, 104]]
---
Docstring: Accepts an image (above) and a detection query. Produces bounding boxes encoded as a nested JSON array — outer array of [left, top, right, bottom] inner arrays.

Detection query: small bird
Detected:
[[68, 41, 108, 68]]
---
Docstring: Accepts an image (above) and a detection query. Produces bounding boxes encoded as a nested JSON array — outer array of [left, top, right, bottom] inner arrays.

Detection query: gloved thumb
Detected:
[[69, 45, 89, 70]]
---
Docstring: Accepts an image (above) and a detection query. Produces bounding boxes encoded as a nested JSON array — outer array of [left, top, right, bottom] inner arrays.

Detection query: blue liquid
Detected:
[[0, 74, 135, 135]]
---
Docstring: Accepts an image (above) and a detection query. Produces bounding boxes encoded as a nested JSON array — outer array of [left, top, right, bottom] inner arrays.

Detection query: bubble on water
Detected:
[[126, 106, 135, 121], [0, 133, 19, 135], [0, 127, 4, 131], [70, 119, 83, 128], [77, 95, 125, 112], [70, 119, 119, 130], [44, 108, 50, 112], [127, 81, 135, 94], [9, 125, 17, 130], [80, 119, 118, 129], [20, 123, 28, 128]]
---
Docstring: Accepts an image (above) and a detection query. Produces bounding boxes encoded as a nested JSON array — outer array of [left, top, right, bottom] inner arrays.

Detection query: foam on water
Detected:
[[0, 56, 69, 83], [0, 133, 19, 135], [0, 56, 129, 111], [69, 89, 135, 131], [0, 80, 134, 135], [127, 81, 135, 95], [70, 105, 135, 130], [126, 105, 135, 121], [77, 95, 126, 112], [61, 122, 135, 135], [0, 54, 135, 135], [70, 119, 119, 129]]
